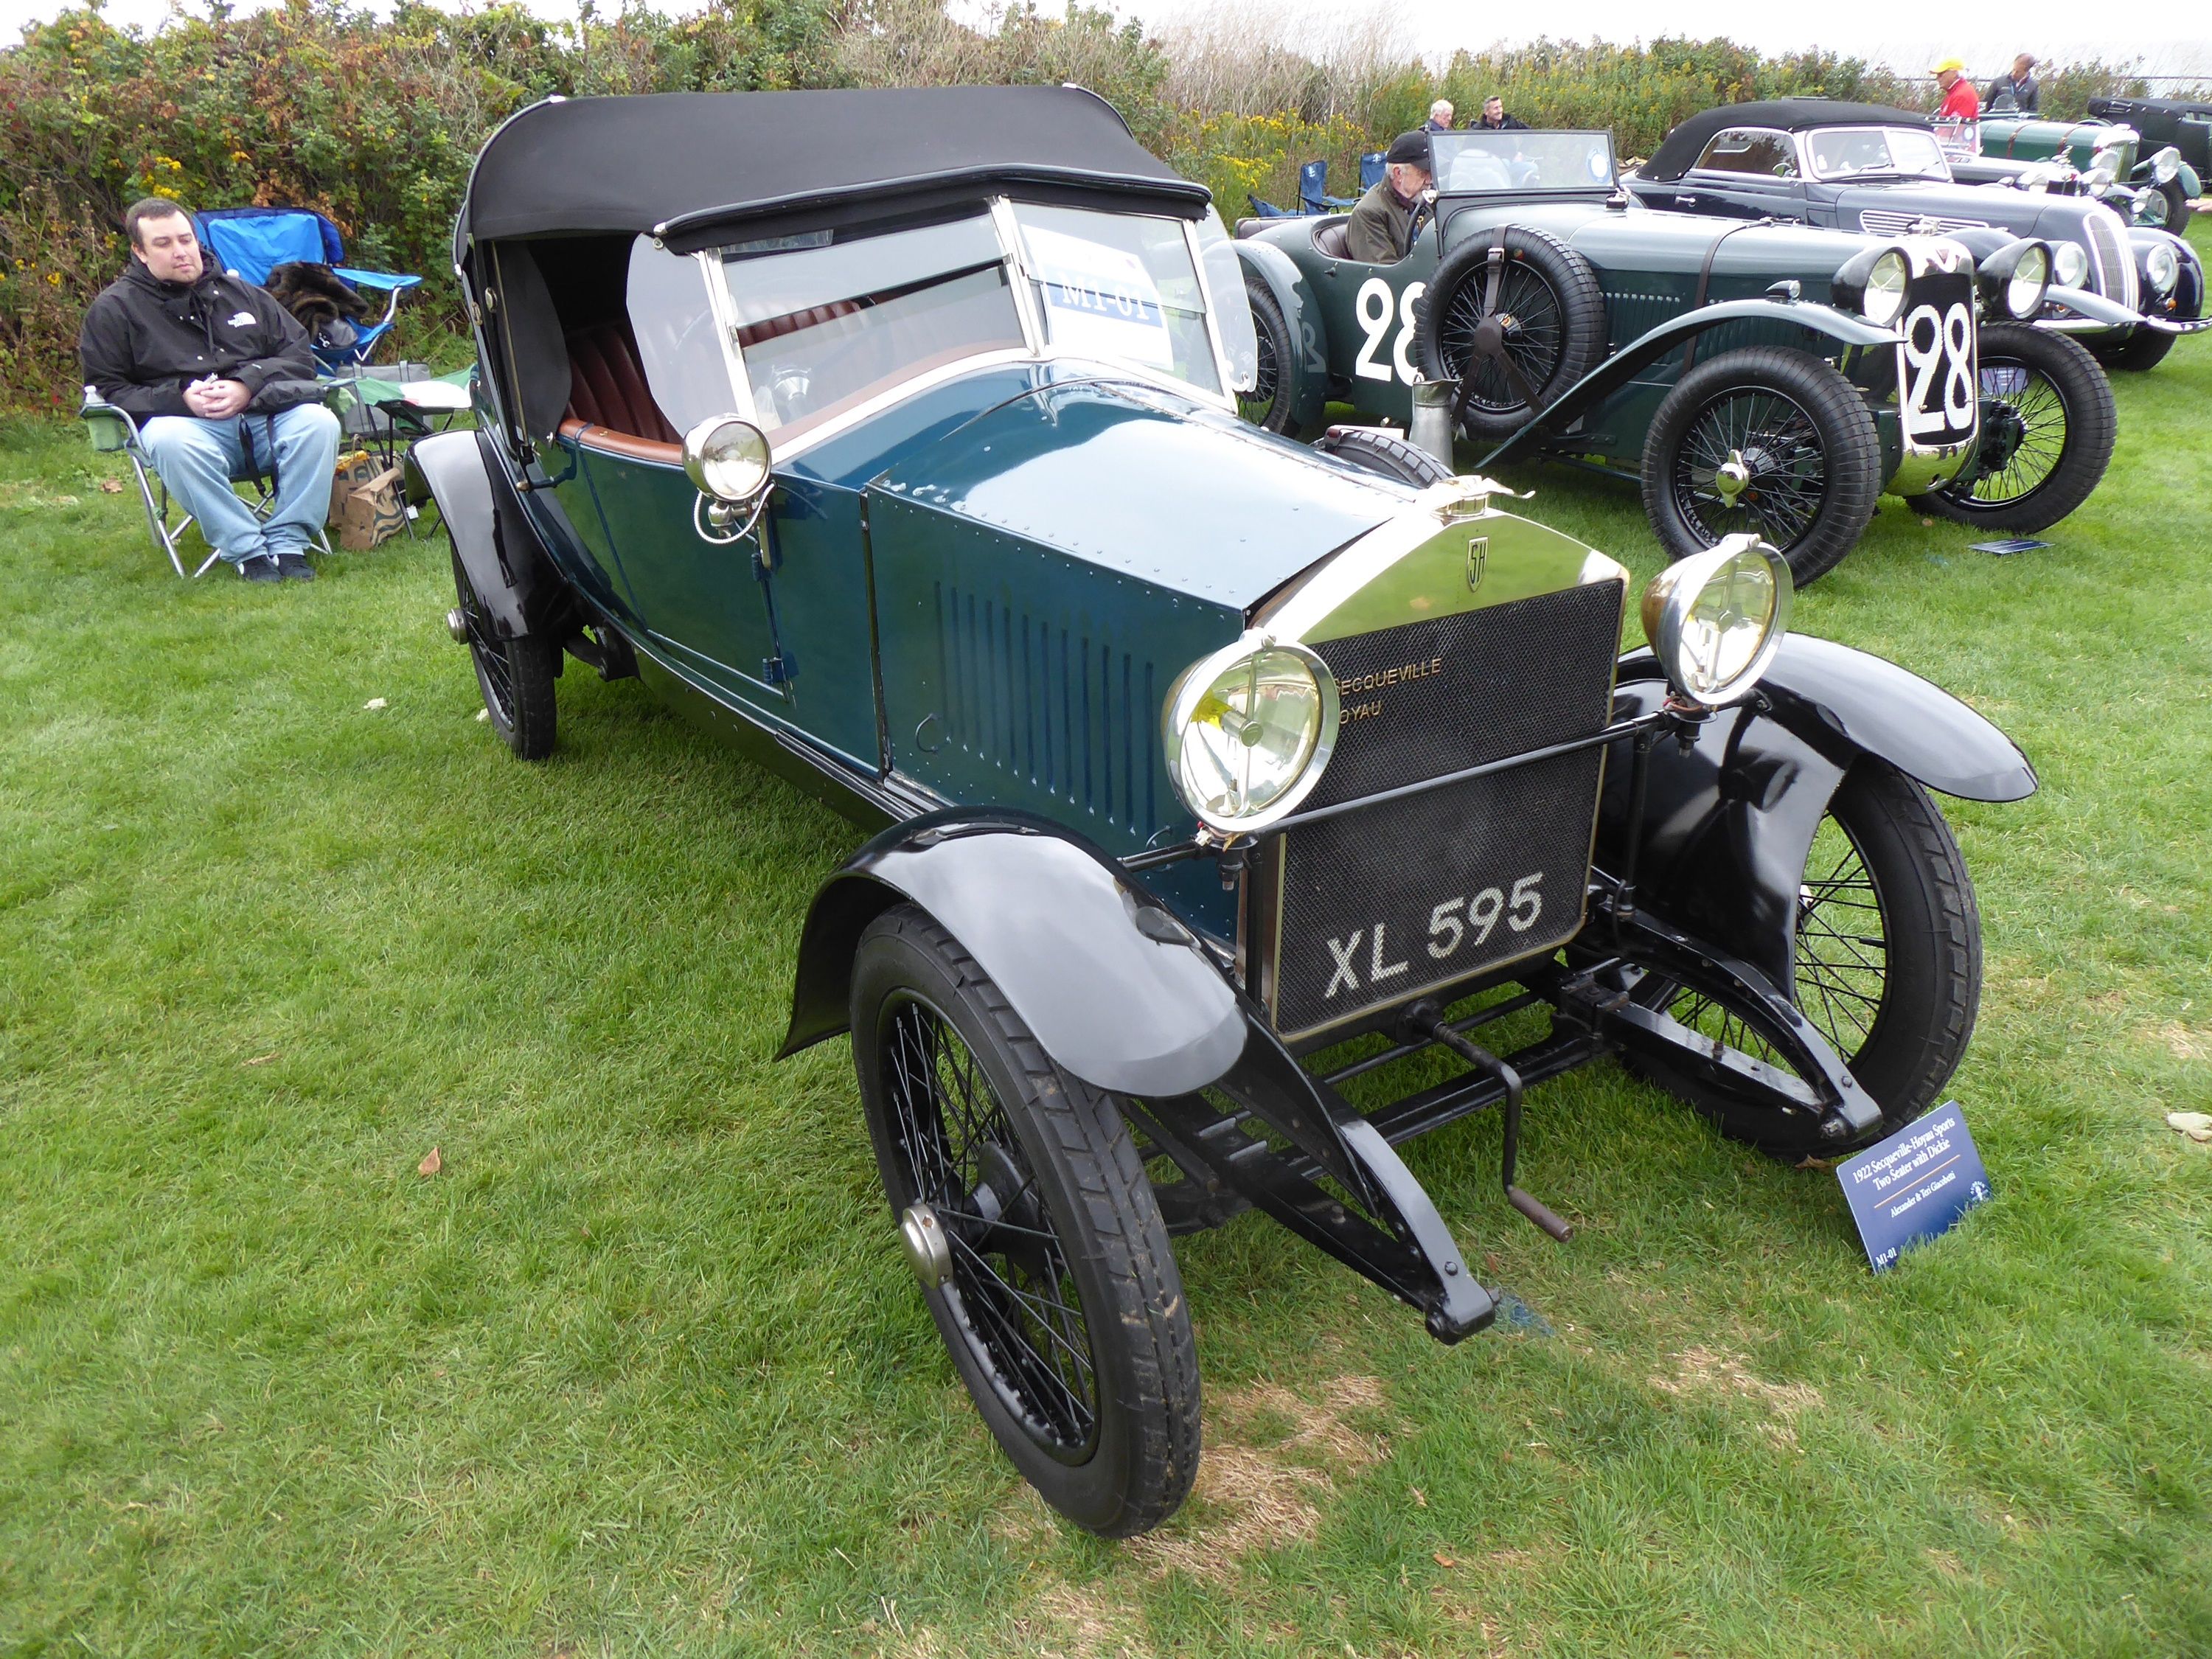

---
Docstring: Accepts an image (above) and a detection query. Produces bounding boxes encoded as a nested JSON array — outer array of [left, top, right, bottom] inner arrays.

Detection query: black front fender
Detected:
[[409, 428, 571, 639], [779, 810, 1247, 1099], [1598, 636, 2034, 992], [1234, 239, 1331, 433], [1481, 298, 1898, 467]]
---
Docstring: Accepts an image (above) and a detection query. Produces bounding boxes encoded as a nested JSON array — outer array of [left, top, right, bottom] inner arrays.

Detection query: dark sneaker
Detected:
[[237, 554, 283, 583], [274, 553, 317, 582]]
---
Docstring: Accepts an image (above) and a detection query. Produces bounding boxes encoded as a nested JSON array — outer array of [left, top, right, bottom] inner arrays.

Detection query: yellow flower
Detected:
[[49, 271, 65, 286]]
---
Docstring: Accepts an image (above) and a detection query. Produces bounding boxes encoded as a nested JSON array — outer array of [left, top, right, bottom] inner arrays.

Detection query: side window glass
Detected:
[[627, 237, 740, 435], [1695, 130, 1798, 178]]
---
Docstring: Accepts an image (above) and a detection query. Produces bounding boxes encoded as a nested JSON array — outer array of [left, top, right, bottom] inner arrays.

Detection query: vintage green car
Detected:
[[415, 88, 2038, 1537], [1238, 127, 2116, 583], [1966, 109, 2202, 234]]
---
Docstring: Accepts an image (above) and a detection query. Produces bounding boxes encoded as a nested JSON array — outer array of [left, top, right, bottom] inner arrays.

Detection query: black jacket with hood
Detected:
[[79, 259, 321, 422]]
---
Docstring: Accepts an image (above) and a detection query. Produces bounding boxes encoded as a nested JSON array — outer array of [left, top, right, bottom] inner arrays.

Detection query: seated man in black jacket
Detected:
[[80, 198, 341, 582]]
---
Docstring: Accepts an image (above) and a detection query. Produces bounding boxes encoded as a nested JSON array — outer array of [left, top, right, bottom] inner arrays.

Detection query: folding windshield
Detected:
[[1006, 203, 1221, 396], [1804, 126, 1950, 181], [718, 212, 1025, 437], [1432, 131, 1615, 192]]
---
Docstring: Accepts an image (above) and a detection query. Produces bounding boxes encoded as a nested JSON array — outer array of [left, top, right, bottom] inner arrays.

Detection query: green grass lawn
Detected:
[[5, 232, 2211, 1656]]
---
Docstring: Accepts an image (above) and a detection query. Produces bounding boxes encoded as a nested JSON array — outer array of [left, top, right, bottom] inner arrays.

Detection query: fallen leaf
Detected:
[[2167, 1112, 2212, 1144], [1433, 1552, 1457, 1568], [242, 1051, 279, 1067], [100, 478, 124, 494], [364, 697, 388, 711], [418, 1146, 442, 1176], [474, 708, 490, 723], [1920, 517, 1935, 527], [1411, 1485, 1427, 1507]]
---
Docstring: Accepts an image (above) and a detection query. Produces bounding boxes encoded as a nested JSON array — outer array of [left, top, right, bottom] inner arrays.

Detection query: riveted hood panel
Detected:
[[868, 375, 1405, 611]]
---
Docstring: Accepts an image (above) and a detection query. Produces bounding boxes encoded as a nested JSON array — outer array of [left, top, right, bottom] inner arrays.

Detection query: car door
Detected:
[[1671, 127, 1806, 221]]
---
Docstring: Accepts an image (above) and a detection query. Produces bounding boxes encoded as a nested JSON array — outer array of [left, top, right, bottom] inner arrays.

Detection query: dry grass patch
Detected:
[[1647, 1346, 1824, 1450], [2145, 1020, 2212, 1062], [1128, 1374, 1391, 1582]]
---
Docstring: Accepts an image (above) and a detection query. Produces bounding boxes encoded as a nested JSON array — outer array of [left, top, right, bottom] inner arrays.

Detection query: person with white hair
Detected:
[[1423, 99, 1455, 133]]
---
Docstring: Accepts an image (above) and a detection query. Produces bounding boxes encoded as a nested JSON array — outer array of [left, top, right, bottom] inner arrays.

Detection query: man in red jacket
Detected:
[[1932, 59, 1981, 124], [80, 198, 341, 582]]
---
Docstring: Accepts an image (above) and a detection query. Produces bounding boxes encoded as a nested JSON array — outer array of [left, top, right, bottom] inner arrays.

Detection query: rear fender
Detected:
[[1599, 636, 2034, 992], [1480, 298, 1897, 466], [409, 428, 570, 639], [1234, 240, 1331, 432]]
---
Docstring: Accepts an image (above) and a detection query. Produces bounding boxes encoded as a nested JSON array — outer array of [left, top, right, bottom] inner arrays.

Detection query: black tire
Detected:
[[850, 905, 1200, 1537], [2143, 179, 2192, 237], [1239, 278, 1298, 434], [1625, 762, 1983, 1158], [1412, 226, 1607, 440], [451, 545, 557, 761], [1909, 321, 2115, 529], [1315, 424, 1455, 486], [2092, 324, 2178, 373], [1640, 347, 1882, 585]]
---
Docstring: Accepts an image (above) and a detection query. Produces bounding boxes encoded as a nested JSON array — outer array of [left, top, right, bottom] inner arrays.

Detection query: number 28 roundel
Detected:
[[1892, 246, 1978, 451]]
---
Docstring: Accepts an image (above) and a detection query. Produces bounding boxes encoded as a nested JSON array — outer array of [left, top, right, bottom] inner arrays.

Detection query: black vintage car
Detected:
[[1626, 100, 2208, 373], [417, 87, 2037, 1537]]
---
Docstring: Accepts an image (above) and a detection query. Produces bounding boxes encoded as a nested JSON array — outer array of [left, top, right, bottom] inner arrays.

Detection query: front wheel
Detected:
[[1641, 347, 1882, 585], [851, 905, 1200, 1537], [1909, 321, 2115, 529], [450, 546, 557, 760], [1624, 762, 1983, 1158]]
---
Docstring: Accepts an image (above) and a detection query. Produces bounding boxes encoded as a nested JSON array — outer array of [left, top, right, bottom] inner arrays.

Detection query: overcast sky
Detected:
[[5, 0, 2209, 81]]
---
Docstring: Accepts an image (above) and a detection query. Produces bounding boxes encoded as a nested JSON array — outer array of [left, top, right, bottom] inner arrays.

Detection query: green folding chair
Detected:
[[82, 387, 334, 577]]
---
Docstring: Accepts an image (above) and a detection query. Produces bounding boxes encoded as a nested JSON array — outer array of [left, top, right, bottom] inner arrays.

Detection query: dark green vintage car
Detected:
[[1237, 128, 2117, 583], [1966, 109, 2202, 233], [416, 88, 2037, 1538]]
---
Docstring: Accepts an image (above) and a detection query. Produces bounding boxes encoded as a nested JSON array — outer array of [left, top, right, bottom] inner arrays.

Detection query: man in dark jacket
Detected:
[[1345, 131, 1433, 264], [80, 198, 340, 582], [1478, 97, 1528, 131], [1983, 54, 2040, 114]]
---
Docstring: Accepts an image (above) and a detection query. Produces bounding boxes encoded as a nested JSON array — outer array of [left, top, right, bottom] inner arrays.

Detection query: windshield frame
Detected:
[[1801, 125, 1954, 183], [700, 195, 1237, 461], [1429, 129, 1619, 195]]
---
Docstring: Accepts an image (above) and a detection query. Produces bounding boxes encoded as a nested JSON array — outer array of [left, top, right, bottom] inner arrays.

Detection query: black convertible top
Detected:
[[459, 86, 1208, 252], [1643, 99, 1932, 182]]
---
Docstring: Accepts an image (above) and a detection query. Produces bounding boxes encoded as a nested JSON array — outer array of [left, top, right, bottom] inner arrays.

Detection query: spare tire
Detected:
[[1412, 227, 1607, 441], [1313, 425, 1455, 487]]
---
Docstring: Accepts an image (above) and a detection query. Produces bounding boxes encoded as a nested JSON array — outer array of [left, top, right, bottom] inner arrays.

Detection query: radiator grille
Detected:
[[2081, 203, 2138, 312], [933, 582, 1156, 834], [1858, 208, 1990, 237], [1263, 581, 1624, 1037]]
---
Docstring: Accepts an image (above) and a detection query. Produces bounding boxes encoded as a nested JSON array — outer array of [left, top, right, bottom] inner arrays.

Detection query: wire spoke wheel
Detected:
[[1660, 812, 1888, 1073], [850, 905, 1198, 1536], [1961, 360, 2066, 507], [448, 543, 557, 759], [1437, 262, 1568, 411], [880, 992, 1099, 1460], [1237, 307, 1282, 428], [1621, 764, 1980, 1156], [1669, 386, 1828, 552]]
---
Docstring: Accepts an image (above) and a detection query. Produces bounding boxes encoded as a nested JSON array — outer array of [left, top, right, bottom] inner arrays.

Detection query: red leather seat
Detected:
[[566, 320, 678, 442], [738, 300, 860, 350]]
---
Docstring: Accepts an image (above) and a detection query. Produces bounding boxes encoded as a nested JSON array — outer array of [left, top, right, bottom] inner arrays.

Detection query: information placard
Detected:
[[1837, 1102, 1991, 1272]]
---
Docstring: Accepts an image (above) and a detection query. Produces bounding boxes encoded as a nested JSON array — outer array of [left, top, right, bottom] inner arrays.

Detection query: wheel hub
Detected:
[[1713, 451, 1753, 507], [1978, 403, 2029, 474], [899, 1203, 953, 1290], [445, 606, 470, 644]]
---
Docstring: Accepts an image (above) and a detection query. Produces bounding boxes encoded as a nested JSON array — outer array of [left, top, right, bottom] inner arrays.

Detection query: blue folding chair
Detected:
[[1247, 194, 1298, 218], [1298, 159, 1357, 215], [1359, 150, 1387, 192], [195, 206, 421, 372]]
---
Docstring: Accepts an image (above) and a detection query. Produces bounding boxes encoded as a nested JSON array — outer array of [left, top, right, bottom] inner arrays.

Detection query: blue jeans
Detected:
[[139, 403, 342, 566]]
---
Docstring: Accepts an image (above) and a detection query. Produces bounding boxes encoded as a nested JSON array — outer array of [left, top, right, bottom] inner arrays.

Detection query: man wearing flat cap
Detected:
[[1345, 131, 1433, 264]]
